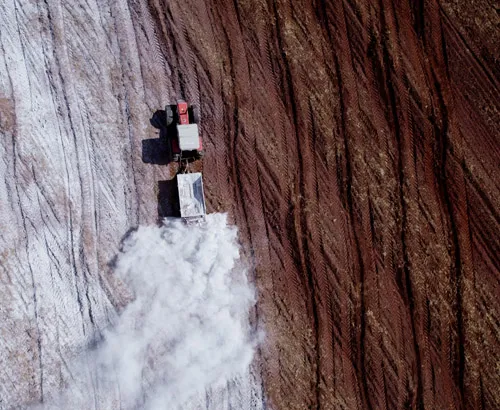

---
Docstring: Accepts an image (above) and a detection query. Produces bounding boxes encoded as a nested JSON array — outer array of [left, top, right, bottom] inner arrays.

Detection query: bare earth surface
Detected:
[[0, 0, 499, 409]]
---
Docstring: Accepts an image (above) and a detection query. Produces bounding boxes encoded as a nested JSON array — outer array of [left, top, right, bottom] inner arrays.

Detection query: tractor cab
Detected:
[[166, 100, 203, 161]]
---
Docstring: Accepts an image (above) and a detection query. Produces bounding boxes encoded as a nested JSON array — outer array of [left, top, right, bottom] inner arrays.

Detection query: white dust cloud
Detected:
[[39, 213, 261, 409]]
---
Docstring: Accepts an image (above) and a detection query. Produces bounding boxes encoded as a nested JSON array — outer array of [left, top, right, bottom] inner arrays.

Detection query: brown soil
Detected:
[[148, 0, 499, 408]]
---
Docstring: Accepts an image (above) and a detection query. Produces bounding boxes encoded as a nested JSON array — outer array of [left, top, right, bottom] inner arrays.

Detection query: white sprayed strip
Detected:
[[37, 213, 266, 410]]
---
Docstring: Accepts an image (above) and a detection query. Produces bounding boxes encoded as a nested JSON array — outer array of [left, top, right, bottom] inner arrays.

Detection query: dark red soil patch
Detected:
[[146, 0, 499, 408]]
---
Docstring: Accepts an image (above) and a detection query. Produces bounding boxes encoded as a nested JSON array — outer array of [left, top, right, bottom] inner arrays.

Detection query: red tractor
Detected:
[[165, 101, 204, 162]]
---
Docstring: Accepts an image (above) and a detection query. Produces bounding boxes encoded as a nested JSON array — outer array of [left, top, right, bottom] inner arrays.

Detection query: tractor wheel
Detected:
[[190, 106, 200, 124], [165, 105, 174, 126]]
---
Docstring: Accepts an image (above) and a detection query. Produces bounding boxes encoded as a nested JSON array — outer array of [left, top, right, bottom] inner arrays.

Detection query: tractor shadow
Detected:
[[142, 138, 170, 165], [142, 110, 173, 165], [150, 109, 166, 129], [158, 179, 180, 219]]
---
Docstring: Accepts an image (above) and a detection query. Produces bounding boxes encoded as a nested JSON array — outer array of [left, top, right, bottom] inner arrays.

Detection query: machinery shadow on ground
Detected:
[[142, 138, 169, 165], [150, 109, 166, 129], [143, 110, 170, 165], [158, 179, 180, 219]]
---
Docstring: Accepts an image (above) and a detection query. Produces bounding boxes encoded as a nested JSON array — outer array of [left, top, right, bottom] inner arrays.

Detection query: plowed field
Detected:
[[150, 0, 499, 408], [0, 0, 498, 409]]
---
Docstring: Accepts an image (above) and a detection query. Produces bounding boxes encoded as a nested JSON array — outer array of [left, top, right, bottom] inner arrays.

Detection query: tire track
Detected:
[[1, 0, 498, 408]]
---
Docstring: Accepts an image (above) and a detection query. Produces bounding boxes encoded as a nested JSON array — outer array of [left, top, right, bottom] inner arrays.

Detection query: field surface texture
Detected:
[[0, 0, 499, 409]]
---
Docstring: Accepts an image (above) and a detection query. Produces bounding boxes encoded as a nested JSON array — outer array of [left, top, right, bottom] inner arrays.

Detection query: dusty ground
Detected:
[[0, 0, 498, 409]]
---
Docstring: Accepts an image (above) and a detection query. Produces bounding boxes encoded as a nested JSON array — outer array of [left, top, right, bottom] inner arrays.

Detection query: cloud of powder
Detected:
[[38, 213, 260, 409]]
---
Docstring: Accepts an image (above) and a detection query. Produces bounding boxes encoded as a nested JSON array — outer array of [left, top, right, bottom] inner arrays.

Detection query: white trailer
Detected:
[[177, 172, 206, 223]]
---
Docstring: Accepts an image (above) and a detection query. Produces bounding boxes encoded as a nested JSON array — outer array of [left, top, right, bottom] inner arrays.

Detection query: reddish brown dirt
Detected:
[[146, 0, 499, 408]]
